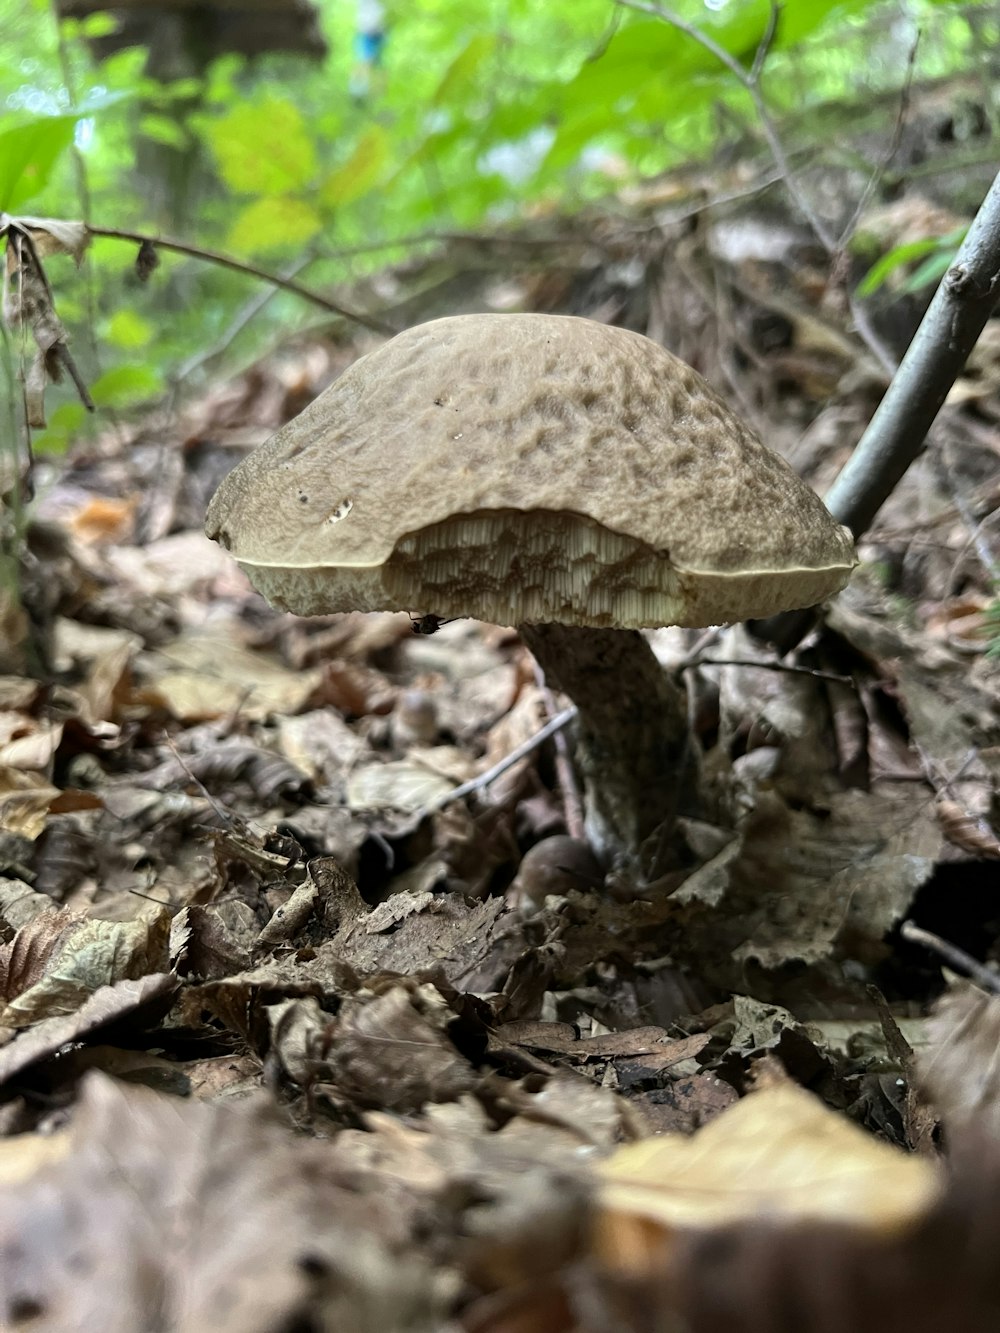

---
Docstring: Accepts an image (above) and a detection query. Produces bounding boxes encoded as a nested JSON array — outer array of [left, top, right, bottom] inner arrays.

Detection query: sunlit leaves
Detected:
[[104, 309, 154, 350], [0, 115, 77, 210], [90, 364, 163, 408], [432, 33, 497, 106], [227, 196, 323, 254], [857, 226, 966, 297], [320, 128, 390, 208], [206, 94, 316, 196]]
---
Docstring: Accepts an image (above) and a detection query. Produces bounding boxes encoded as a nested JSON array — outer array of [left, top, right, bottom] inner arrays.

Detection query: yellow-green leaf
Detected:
[[90, 364, 163, 408], [320, 128, 389, 209], [227, 196, 323, 255], [206, 95, 316, 196], [432, 33, 496, 106], [104, 310, 154, 350]]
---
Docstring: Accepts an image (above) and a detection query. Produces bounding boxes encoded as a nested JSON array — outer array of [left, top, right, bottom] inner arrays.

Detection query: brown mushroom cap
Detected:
[[205, 313, 856, 628]]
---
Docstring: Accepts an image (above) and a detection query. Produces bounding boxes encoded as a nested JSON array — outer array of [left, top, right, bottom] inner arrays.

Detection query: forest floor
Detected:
[[2, 122, 1000, 1331]]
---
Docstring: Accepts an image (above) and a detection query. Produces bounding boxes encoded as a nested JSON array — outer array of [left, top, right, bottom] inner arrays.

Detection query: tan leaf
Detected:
[[0, 973, 177, 1088], [595, 1081, 941, 1272], [139, 628, 323, 722], [920, 984, 1000, 1138], [0, 767, 60, 839], [935, 798, 1000, 859], [346, 759, 454, 812], [14, 215, 90, 263], [0, 1071, 440, 1331], [0, 910, 171, 1027]]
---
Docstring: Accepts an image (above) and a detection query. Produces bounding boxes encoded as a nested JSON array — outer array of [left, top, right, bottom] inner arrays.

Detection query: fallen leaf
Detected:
[[139, 628, 323, 721], [594, 1080, 941, 1274], [0, 973, 177, 1088], [0, 909, 171, 1026], [0, 1071, 442, 1331]]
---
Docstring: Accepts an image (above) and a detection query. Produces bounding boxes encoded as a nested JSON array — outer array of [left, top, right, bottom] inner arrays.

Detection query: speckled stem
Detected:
[[519, 623, 695, 869]]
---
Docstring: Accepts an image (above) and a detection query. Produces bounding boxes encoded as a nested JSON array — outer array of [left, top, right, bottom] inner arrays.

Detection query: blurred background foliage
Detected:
[[1, 0, 998, 450]]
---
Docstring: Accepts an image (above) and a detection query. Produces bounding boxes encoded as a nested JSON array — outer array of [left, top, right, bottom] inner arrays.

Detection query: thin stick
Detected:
[[615, 0, 900, 378], [85, 225, 397, 336], [615, 0, 837, 251], [426, 705, 578, 813], [680, 656, 852, 685], [901, 920, 1000, 995]]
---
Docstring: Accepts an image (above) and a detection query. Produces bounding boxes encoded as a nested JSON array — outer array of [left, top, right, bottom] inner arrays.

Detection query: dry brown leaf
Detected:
[[674, 786, 942, 972], [276, 708, 366, 781], [595, 1081, 941, 1273], [0, 1071, 442, 1332], [935, 798, 1000, 859], [920, 984, 1000, 1138], [0, 766, 61, 839], [13, 215, 90, 262], [0, 715, 62, 771], [0, 909, 171, 1027], [67, 495, 138, 546], [0, 904, 79, 1000], [52, 619, 141, 729], [139, 628, 323, 722], [313, 981, 477, 1113], [0, 973, 177, 1088], [346, 759, 455, 812]]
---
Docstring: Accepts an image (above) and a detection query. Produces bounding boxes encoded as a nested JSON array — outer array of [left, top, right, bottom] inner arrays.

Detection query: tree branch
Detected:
[[752, 166, 1000, 652], [86, 225, 398, 336]]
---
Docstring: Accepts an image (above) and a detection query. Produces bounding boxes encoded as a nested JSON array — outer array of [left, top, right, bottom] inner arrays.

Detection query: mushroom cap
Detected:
[[205, 313, 856, 628]]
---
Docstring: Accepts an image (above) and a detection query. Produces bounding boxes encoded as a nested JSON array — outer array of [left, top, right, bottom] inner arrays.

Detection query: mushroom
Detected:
[[205, 313, 855, 868]]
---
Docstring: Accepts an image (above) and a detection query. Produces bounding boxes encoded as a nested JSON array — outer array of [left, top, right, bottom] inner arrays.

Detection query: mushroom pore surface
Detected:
[[205, 313, 856, 628]]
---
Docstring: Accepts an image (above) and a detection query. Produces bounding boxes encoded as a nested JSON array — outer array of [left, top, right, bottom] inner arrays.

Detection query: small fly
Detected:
[[409, 614, 456, 636]]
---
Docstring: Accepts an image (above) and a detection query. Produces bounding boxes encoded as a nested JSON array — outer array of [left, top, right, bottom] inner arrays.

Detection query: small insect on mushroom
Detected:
[[409, 614, 456, 635]]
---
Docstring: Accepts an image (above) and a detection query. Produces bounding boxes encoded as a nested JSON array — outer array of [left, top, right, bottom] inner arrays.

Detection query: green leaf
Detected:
[[226, 196, 323, 254], [104, 310, 154, 350], [432, 33, 497, 106], [79, 12, 120, 39], [901, 247, 959, 296], [90, 364, 163, 408], [857, 226, 966, 297], [0, 115, 78, 211], [138, 114, 189, 150], [206, 95, 316, 196], [31, 401, 87, 456], [320, 128, 390, 208], [856, 238, 944, 297]]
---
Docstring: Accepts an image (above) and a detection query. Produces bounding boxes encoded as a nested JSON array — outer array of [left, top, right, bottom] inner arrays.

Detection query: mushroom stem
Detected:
[[518, 623, 695, 869]]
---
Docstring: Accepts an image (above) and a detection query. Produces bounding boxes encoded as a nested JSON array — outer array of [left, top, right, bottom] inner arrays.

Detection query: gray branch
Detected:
[[754, 166, 1000, 653]]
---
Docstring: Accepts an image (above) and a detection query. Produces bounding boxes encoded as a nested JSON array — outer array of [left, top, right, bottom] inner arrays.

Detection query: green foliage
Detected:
[[986, 595, 1000, 658], [0, 0, 995, 445], [205, 95, 317, 196], [0, 113, 77, 210], [90, 363, 164, 408], [858, 226, 968, 298]]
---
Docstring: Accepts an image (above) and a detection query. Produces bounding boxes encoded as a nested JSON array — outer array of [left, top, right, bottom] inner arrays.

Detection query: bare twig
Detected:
[[615, 0, 837, 251], [86, 225, 397, 336], [425, 705, 578, 814], [680, 656, 852, 685], [615, 0, 902, 377], [901, 920, 1000, 995]]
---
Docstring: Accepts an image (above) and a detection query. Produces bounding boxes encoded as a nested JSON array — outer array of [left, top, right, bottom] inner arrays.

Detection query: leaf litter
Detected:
[[3, 184, 1000, 1330]]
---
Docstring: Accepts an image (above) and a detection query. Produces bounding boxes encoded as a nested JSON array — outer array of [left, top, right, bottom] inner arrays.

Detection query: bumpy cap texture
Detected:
[[205, 313, 856, 628]]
